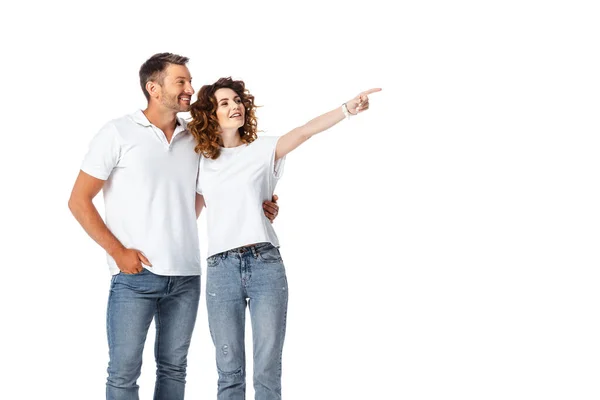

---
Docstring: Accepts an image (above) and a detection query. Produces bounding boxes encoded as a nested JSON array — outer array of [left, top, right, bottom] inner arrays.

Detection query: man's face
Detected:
[[155, 64, 194, 112]]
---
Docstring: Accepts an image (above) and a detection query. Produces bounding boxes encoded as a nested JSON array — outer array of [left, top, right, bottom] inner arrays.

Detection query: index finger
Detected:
[[362, 88, 382, 96], [138, 252, 152, 266]]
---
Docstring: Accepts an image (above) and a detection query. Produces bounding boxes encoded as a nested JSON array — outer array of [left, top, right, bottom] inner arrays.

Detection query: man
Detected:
[[68, 53, 279, 400]]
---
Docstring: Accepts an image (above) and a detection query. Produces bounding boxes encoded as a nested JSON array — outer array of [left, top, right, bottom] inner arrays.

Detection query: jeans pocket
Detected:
[[207, 255, 221, 268], [257, 245, 282, 263]]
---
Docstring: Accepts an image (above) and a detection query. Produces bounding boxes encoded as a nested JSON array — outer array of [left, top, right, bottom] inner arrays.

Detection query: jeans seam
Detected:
[[279, 297, 288, 381], [154, 300, 161, 398], [106, 277, 117, 351]]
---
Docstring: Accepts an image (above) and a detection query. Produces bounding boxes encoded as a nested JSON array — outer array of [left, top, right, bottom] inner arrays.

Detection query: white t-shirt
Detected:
[[81, 110, 201, 276], [197, 136, 285, 257]]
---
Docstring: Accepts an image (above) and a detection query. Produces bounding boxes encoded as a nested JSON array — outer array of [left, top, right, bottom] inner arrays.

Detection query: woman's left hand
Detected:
[[346, 88, 382, 115]]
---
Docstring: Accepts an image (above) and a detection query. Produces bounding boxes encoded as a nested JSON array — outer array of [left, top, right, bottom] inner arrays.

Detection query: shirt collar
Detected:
[[130, 109, 188, 132]]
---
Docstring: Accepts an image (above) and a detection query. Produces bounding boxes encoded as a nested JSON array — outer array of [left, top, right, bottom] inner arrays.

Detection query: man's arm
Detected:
[[195, 193, 205, 219], [68, 170, 150, 274], [197, 193, 277, 222]]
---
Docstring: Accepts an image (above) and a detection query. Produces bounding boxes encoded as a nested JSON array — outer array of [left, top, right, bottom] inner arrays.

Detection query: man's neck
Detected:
[[143, 105, 179, 143]]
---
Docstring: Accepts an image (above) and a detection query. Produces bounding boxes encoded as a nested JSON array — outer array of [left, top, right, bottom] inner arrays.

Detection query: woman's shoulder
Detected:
[[252, 135, 280, 147]]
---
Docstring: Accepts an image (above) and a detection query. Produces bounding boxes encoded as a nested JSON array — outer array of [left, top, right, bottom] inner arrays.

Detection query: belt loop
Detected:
[[251, 245, 258, 258]]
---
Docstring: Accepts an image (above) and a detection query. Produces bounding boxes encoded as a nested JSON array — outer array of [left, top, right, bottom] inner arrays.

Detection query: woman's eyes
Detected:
[[220, 99, 241, 106]]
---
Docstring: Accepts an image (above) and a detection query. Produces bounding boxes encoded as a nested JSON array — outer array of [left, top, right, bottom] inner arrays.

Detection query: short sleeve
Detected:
[[80, 122, 121, 180], [266, 136, 285, 180]]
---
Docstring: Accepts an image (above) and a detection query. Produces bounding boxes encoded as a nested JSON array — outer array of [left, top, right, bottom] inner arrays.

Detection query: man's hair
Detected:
[[139, 53, 189, 101]]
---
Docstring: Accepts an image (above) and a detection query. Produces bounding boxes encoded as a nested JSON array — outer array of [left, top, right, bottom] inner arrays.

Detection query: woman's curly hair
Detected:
[[188, 77, 258, 159]]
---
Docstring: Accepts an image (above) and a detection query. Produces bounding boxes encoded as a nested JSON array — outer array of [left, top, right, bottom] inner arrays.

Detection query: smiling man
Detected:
[[68, 53, 279, 400]]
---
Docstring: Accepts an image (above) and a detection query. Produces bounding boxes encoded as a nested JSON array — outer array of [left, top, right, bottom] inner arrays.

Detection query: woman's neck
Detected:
[[220, 129, 243, 148]]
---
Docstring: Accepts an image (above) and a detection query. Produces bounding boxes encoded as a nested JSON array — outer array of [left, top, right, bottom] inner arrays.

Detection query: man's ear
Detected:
[[146, 81, 159, 99]]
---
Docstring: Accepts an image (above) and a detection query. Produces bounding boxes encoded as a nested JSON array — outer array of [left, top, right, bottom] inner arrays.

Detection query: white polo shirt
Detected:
[[81, 110, 201, 276]]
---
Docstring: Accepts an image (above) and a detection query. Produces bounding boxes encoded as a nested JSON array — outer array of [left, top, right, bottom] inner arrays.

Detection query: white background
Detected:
[[1, 0, 599, 399]]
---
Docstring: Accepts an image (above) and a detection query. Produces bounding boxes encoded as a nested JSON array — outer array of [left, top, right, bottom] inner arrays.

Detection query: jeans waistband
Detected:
[[213, 242, 274, 259]]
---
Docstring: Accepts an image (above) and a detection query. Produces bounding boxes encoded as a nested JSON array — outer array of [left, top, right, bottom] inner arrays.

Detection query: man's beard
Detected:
[[161, 95, 188, 112]]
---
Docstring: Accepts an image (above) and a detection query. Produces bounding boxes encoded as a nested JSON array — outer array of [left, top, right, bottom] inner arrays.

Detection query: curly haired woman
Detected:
[[188, 77, 380, 400]]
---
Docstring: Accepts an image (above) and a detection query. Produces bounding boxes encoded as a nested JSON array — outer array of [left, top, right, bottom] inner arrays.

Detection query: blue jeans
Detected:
[[206, 243, 288, 400], [106, 268, 200, 400]]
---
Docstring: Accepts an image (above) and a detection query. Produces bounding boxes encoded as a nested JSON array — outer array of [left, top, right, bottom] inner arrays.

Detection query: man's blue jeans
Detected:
[[206, 243, 288, 400], [106, 268, 200, 400]]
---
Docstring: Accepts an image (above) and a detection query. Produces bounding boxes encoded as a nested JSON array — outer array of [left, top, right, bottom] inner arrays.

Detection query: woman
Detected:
[[188, 77, 380, 399]]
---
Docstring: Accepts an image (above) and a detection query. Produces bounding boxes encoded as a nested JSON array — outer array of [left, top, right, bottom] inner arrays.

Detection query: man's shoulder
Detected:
[[112, 110, 148, 128], [100, 110, 148, 136]]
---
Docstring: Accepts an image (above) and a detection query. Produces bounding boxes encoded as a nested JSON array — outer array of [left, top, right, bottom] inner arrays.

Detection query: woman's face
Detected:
[[215, 88, 245, 131]]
